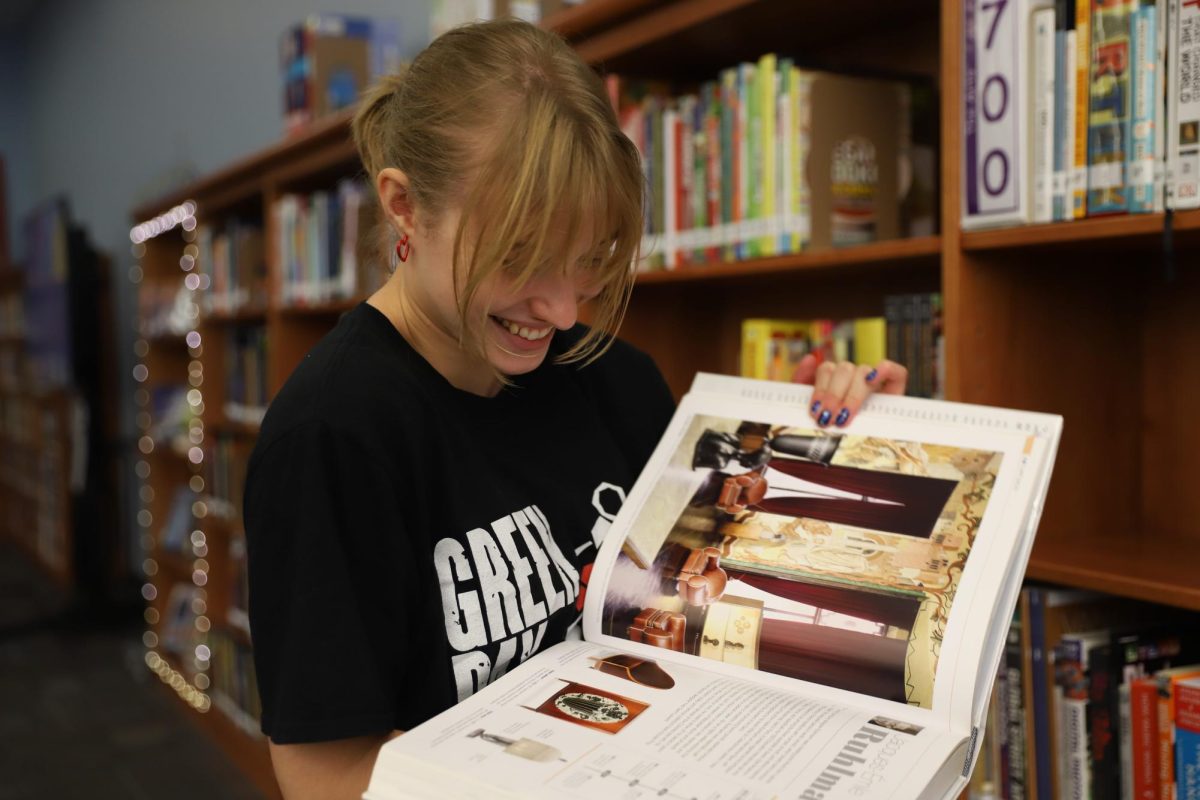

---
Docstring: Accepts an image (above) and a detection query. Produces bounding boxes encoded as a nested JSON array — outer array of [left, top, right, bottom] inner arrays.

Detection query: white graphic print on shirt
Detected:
[[434, 484, 627, 702]]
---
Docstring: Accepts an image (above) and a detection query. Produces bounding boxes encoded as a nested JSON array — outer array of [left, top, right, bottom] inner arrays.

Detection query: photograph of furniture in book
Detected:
[[601, 415, 1001, 709]]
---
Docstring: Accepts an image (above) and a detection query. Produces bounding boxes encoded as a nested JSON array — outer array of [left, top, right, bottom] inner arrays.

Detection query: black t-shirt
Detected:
[[243, 302, 676, 744]]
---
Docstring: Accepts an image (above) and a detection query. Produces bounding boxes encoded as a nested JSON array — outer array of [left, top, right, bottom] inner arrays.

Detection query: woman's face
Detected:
[[405, 202, 605, 381]]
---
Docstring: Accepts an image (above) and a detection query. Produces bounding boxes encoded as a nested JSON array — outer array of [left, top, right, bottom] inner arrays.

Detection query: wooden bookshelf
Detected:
[[127, 0, 1200, 795]]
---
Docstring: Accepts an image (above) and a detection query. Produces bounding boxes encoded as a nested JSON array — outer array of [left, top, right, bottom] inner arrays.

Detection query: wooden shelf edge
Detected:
[[1026, 534, 1200, 612], [634, 235, 941, 285], [962, 208, 1200, 251], [542, 0, 659, 38], [575, 0, 758, 64]]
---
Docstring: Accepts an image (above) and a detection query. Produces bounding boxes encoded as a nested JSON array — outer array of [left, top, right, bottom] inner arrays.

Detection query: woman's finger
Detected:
[[810, 360, 836, 422], [790, 353, 820, 385], [816, 361, 857, 427], [868, 360, 909, 396], [832, 364, 879, 428]]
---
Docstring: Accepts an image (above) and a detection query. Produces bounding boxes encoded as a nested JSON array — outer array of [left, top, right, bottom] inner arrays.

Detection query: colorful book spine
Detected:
[[662, 106, 678, 269], [1054, 22, 1071, 220], [705, 81, 721, 263], [737, 63, 754, 259], [719, 69, 737, 262], [1131, 676, 1161, 800], [1076, 0, 1094, 217], [1158, 668, 1200, 800], [1088, 0, 1136, 215], [791, 66, 808, 252], [758, 52, 778, 257], [1166, 0, 1200, 208], [1129, 2, 1158, 212], [1152, 0, 1169, 212], [777, 58, 794, 255], [1176, 677, 1200, 800]]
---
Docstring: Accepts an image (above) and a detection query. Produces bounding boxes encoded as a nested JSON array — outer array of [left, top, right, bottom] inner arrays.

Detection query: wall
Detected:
[[4, 0, 431, 576]]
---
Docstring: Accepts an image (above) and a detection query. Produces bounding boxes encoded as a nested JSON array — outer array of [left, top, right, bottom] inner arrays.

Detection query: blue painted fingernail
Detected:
[[811, 401, 822, 414], [818, 409, 831, 427], [835, 408, 850, 427], [866, 369, 878, 382]]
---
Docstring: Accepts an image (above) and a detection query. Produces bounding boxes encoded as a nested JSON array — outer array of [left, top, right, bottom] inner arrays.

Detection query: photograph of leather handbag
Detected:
[[627, 608, 687, 651], [591, 653, 676, 689]]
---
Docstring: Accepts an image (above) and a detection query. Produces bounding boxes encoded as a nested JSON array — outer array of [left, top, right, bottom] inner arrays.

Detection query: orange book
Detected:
[[1155, 666, 1200, 800]]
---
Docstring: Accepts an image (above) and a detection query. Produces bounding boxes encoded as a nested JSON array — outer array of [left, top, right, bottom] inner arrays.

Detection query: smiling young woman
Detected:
[[242, 18, 905, 800]]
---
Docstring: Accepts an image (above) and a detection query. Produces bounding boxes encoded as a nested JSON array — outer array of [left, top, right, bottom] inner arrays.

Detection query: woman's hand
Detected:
[[791, 354, 908, 428]]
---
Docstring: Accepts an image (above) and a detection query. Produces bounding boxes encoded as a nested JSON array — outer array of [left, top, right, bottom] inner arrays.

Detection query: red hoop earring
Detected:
[[396, 234, 411, 263]]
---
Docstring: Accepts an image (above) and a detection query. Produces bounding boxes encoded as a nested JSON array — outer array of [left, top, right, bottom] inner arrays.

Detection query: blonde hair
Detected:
[[352, 18, 644, 367]]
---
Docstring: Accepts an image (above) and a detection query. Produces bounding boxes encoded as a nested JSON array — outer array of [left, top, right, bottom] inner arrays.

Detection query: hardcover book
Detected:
[[365, 374, 1062, 800]]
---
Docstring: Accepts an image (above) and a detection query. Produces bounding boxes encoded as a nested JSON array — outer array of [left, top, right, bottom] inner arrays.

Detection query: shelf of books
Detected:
[[126, 0, 1200, 797]]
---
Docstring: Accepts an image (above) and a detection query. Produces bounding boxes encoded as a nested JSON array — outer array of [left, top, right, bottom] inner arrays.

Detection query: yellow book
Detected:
[[740, 319, 809, 379], [853, 317, 887, 367], [758, 53, 777, 257], [1073, 1, 1089, 218]]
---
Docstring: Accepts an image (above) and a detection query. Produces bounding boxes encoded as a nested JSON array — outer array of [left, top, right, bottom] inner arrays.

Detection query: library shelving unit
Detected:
[[127, 0, 1200, 795], [0, 160, 75, 587]]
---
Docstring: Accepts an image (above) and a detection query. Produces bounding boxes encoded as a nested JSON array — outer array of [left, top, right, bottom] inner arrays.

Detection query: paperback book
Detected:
[[366, 374, 1062, 800]]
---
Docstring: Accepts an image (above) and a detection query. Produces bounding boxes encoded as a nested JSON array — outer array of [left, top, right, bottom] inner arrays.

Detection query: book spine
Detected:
[[1055, 637, 1091, 800], [1167, 0, 1200, 208], [1176, 682, 1200, 800], [663, 106, 678, 269], [902, 294, 919, 397], [720, 69, 737, 262], [1129, 3, 1158, 213], [1088, 0, 1136, 216], [759, 53, 778, 257], [1054, 27, 1071, 220], [1122, 683, 1135, 800], [777, 59, 793, 255], [1030, 588, 1055, 800], [1007, 608, 1030, 800], [706, 82, 721, 263], [1075, 0, 1093, 217], [1032, 6, 1058, 223], [1131, 678, 1162, 800], [1153, 0, 1168, 212], [738, 64, 754, 259], [1064, 29, 1079, 220], [796, 70, 812, 249], [917, 293, 934, 398], [962, 0, 1032, 227], [885, 295, 903, 365], [1089, 643, 1120, 800]]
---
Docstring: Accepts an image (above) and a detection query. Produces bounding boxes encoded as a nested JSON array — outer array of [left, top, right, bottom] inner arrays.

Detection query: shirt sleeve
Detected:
[[242, 419, 415, 744]]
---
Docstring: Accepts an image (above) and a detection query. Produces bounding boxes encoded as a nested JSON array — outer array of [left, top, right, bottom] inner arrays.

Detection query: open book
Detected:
[[366, 374, 1062, 800]]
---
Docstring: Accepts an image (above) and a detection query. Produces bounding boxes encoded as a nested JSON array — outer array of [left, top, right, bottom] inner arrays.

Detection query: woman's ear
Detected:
[[376, 167, 415, 235]]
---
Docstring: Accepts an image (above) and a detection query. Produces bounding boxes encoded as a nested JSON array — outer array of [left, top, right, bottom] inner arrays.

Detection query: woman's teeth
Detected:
[[495, 317, 552, 341]]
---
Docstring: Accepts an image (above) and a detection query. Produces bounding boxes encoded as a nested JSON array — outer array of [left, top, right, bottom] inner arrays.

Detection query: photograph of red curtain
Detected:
[[753, 459, 957, 539]]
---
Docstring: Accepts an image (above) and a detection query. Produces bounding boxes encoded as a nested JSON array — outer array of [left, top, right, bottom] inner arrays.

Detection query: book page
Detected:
[[366, 641, 965, 800], [582, 376, 1060, 736]]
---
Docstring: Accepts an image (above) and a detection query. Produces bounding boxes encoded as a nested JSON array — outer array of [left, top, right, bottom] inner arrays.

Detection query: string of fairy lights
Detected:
[[130, 200, 213, 714]]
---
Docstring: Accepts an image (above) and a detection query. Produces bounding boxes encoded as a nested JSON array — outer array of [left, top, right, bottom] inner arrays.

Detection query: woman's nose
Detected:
[[527, 272, 579, 330]]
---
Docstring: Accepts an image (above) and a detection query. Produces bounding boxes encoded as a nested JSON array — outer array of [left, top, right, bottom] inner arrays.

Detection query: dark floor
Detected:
[[0, 541, 264, 799]]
